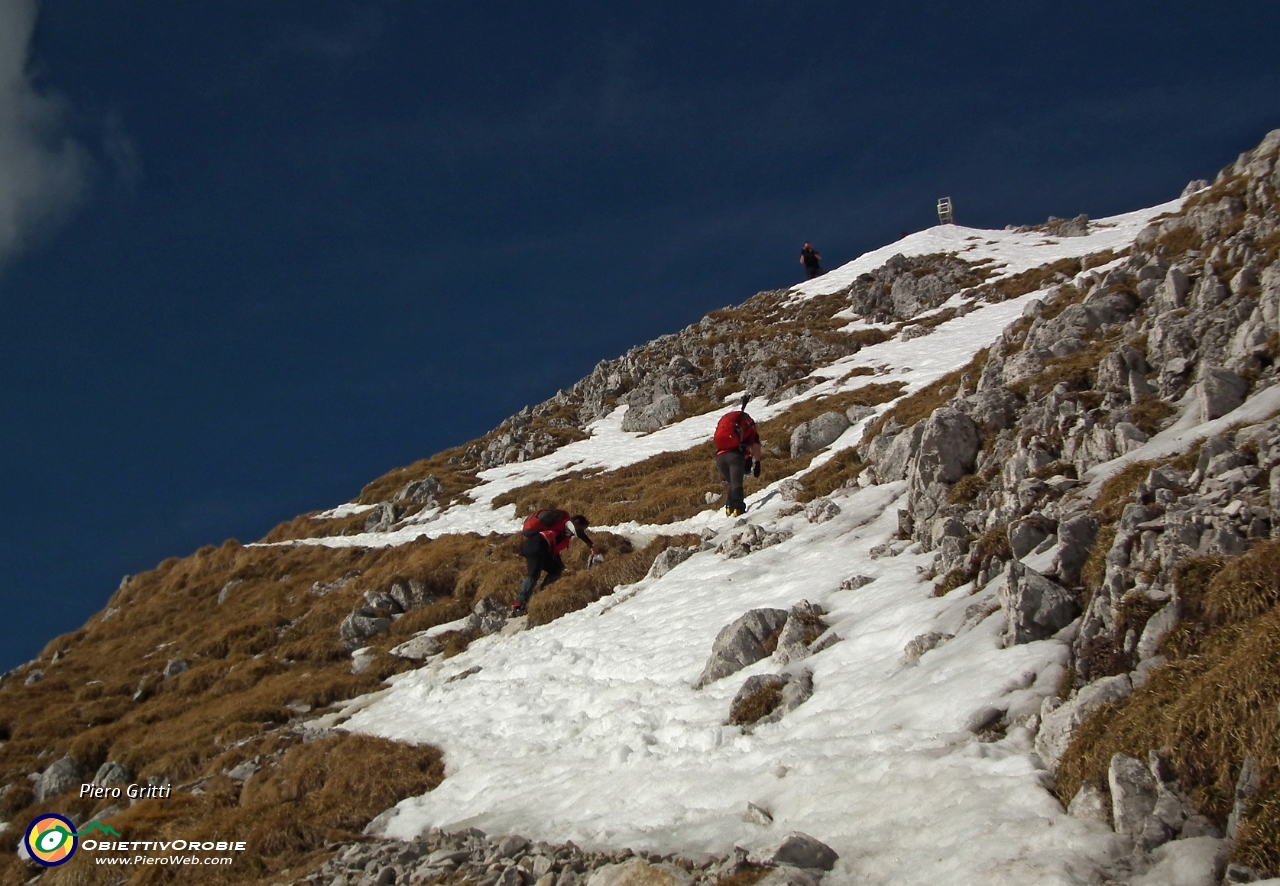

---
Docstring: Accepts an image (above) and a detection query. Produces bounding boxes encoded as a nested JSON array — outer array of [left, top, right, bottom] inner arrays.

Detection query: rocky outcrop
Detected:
[[998, 561, 1080, 645], [695, 608, 789, 688]]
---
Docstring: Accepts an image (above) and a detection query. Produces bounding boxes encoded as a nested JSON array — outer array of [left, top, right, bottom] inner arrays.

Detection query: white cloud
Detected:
[[0, 0, 86, 266]]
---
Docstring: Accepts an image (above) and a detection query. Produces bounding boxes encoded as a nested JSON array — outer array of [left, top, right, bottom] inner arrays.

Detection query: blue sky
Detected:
[[1, 0, 1278, 671]]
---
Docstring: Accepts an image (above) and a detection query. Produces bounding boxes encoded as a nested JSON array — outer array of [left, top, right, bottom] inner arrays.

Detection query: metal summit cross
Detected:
[[937, 197, 954, 225]]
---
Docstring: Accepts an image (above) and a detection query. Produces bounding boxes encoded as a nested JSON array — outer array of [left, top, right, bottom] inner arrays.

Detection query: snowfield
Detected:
[[318, 201, 1246, 884]]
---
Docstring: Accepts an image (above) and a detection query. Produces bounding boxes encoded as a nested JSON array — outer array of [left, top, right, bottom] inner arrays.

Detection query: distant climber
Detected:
[[714, 397, 762, 518], [511, 509, 597, 616], [800, 242, 823, 279]]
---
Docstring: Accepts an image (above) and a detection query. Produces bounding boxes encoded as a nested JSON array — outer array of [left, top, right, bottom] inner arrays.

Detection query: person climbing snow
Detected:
[[511, 509, 597, 616], [800, 242, 822, 279], [714, 396, 762, 518]]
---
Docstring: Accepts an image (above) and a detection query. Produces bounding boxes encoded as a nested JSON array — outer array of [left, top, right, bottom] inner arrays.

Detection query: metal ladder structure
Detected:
[[937, 196, 954, 225]]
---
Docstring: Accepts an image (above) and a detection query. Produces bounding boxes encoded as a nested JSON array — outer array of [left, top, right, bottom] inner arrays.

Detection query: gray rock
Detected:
[[1136, 602, 1177, 661], [227, 758, 260, 781], [763, 831, 838, 871], [1196, 366, 1248, 422], [1035, 675, 1133, 773], [839, 574, 875, 591], [35, 755, 89, 803], [803, 498, 841, 524], [497, 834, 531, 859], [162, 658, 189, 680], [1223, 862, 1265, 884], [395, 476, 442, 505], [1008, 515, 1055, 560], [869, 422, 924, 482], [216, 579, 243, 606], [364, 590, 403, 614], [695, 608, 789, 687], [93, 762, 133, 789], [774, 601, 824, 665], [744, 802, 774, 825], [789, 412, 851, 457], [351, 648, 377, 675], [844, 404, 876, 424], [647, 546, 694, 580], [621, 394, 683, 434], [730, 674, 788, 725], [389, 632, 444, 661], [901, 631, 953, 666], [1067, 782, 1110, 824], [365, 502, 397, 533], [1109, 753, 1158, 837], [1227, 756, 1262, 842], [716, 524, 793, 559], [998, 561, 1080, 645], [340, 609, 393, 650], [473, 596, 509, 636]]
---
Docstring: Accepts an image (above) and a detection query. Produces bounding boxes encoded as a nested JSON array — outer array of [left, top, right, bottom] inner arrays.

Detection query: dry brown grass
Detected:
[[261, 511, 370, 543], [796, 450, 865, 503], [494, 384, 904, 527], [975, 257, 1084, 303], [727, 681, 783, 727], [1056, 539, 1280, 875], [527, 535, 699, 625], [23, 734, 443, 886], [1127, 396, 1177, 436]]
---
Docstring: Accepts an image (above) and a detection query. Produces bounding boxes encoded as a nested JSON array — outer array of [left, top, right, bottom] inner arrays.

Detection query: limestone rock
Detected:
[[998, 561, 1080, 645], [647, 546, 694, 580], [1196, 366, 1248, 422], [695, 608, 789, 687], [341, 608, 393, 650], [473, 596, 508, 636], [622, 395, 683, 433], [93, 762, 133, 789], [1109, 753, 1157, 837], [35, 755, 89, 803], [790, 412, 850, 457], [1067, 782, 1110, 825], [389, 632, 444, 661], [902, 631, 953, 666], [762, 832, 838, 871], [716, 524, 793, 559], [1035, 675, 1133, 772], [803, 498, 841, 524]]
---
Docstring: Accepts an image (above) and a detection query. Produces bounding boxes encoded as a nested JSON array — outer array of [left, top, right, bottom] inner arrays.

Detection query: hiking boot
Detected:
[[725, 506, 742, 518], [510, 602, 527, 617]]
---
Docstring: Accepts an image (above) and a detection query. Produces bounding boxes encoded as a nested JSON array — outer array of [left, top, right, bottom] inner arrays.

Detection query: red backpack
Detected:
[[714, 411, 757, 454], [522, 509, 574, 554]]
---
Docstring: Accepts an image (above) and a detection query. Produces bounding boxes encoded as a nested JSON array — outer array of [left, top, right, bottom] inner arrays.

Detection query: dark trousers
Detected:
[[805, 264, 822, 279], [516, 533, 564, 605], [716, 450, 747, 513]]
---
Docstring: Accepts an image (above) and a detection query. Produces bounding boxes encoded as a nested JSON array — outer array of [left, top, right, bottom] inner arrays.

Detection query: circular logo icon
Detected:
[[24, 814, 78, 866]]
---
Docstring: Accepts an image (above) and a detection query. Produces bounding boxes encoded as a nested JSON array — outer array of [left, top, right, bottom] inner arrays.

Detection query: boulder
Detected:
[[1109, 753, 1158, 837], [998, 561, 1080, 645], [695, 608, 789, 688], [473, 596, 508, 636], [1035, 675, 1133, 772], [622, 395, 683, 433], [901, 631, 952, 666], [1196, 366, 1248, 422], [162, 658, 189, 680], [1136, 602, 1178, 661], [912, 408, 980, 487], [35, 755, 89, 803], [647, 546, 694, 580], [365, 502, 397, 533], [340, 608, 393, 650], [790, 412, 850, 457], [762, 832, 839, 871], [390, 632, 444, 661], [803, 498, 841, 524], [1008, 515, 1055, 559], [93, 762, 133, 789], [1067, 782, 1110, 825], [716, 524, 793, 559]]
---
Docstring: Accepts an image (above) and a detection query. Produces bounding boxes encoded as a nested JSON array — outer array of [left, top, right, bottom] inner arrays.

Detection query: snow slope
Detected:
[[326, 204, 1235, 885]]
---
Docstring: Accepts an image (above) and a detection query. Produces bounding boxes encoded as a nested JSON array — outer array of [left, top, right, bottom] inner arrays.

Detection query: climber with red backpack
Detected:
[[714, 395, 763, 518], [511, 509, 597, 616]]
